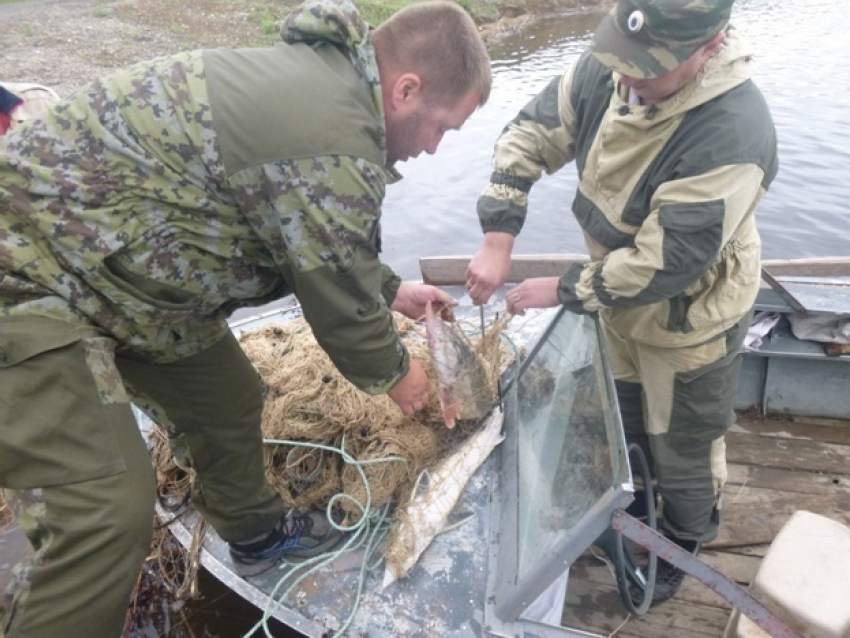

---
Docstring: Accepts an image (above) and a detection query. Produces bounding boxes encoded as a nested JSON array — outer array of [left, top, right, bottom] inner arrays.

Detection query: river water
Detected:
[[381, 0, 850, 283]]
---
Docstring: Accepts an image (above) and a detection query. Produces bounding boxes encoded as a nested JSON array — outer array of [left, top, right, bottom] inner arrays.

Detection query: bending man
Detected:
[[0, 1, 491, 635]]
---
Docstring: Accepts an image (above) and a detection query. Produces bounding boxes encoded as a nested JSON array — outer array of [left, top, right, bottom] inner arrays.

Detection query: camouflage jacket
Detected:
[[479, 28, 779, 348], [0, 0, 408, 393]]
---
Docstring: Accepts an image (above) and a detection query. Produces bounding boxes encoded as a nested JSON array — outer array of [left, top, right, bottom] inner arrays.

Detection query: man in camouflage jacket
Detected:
[[465, 0, 777, 606], [0, 1, 491, 635]]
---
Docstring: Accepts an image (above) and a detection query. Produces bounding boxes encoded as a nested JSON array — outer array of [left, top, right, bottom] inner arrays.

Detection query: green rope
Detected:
[[244, 435, 406, 638], [244, 316, 521, 637]]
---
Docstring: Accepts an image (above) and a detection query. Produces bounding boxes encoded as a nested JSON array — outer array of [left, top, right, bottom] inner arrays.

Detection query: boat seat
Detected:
[[724, 510, 850, 638]]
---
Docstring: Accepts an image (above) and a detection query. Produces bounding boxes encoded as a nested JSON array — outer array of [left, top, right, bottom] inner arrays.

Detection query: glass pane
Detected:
[[514, 310, 620, 580]]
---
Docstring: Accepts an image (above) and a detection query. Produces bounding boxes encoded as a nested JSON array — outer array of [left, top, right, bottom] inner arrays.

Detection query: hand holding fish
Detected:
[[507, 277, 560, 316], [392, 281, 457, 321], [425, 301, 495, 429], [466, 231, 514, 304], [387, 359, 431, 415]]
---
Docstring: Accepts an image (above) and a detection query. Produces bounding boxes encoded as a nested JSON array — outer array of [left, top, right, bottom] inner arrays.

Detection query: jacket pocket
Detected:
[[0, 315, 77, 368], [101, 255, 198, 310]]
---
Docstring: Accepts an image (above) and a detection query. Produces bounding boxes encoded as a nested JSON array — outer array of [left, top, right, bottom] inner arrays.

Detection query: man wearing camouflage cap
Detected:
[[0, 1, 490, 635], [466, 0, 777, 605]]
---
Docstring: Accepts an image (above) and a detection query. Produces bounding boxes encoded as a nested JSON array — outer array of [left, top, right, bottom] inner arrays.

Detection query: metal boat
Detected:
[[155, 256, 850, 637]]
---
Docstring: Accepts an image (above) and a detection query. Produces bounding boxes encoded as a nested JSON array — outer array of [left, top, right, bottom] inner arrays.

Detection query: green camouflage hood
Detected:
[[592, 0, 734, 79], [281, 0, 381, 92]]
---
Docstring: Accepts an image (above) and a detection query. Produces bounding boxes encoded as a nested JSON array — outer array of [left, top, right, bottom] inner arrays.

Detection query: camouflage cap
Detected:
[[591, 0, 734, 79]]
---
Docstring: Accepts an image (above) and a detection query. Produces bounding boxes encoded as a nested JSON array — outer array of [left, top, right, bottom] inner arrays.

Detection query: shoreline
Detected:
[[0, 0, 612, 98]]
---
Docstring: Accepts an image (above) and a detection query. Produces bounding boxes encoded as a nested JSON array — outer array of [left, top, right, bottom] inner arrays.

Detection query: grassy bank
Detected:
[[1, 0, 610, 97], [111, 0, 608, 49]]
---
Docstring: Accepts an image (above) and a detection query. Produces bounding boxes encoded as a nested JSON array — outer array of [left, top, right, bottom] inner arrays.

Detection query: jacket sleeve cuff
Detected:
[[362, 341, 410, 395], [477, 195, 526, 236], [557, 263, 590, 314]]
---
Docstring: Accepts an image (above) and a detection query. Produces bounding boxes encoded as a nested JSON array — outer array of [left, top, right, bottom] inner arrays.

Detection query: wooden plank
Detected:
[[569, 548, 759, 608], [761, 257, 850, 278], [732, 414, 850, 446], [712, 487, 850, 547], [726, 463, 850, 496], [562, 578, 731, 637], [720, 544, 769, 559], [725, 431, 850, 475], [417, 255, 850, 286], [418, 253, 587, 285]]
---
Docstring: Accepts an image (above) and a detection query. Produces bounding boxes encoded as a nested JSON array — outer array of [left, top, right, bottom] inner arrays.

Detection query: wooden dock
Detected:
[[560, 411, 850, 637]]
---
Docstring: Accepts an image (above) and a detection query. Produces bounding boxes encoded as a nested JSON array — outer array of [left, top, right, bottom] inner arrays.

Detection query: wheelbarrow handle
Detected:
[[612, 510, 802, 638]]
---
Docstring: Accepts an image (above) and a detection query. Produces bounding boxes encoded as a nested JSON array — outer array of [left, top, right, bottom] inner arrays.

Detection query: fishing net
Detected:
[[239, 312, 510, 522]]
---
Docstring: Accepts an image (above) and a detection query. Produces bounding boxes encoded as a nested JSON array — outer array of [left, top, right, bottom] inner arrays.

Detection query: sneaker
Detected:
[[229, 507, 343, 577], [648, 538, 701, 606]]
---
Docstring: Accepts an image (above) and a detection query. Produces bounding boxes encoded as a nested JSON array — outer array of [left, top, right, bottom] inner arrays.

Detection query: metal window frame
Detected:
[[485, 308, 633, 631]]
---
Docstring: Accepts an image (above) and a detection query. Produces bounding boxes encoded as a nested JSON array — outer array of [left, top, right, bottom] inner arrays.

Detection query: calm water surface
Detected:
[[381, 0, 850, 282]]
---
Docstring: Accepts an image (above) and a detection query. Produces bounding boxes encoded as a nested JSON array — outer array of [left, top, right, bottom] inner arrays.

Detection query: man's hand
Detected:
[[391, 281, 457, 321], [506, 277, 560, 316], [466, 232, 515, 304], [387, 359, 430, 415]]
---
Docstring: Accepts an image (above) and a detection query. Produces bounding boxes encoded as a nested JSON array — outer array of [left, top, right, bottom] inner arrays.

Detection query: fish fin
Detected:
[[412, 470, 432, 499], [381, 566, 399, 591]]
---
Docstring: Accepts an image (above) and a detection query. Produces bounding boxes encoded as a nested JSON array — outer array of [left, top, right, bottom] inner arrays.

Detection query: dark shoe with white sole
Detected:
[[229, 507, 343, 577]]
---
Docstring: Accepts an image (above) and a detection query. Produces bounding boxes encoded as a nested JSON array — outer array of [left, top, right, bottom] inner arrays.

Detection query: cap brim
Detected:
[[591, 11, 684, 80]]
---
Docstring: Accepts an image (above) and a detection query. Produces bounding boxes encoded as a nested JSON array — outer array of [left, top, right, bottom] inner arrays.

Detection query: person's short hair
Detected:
[[591, 0, 734, 79], [373, 1, 491, 107]]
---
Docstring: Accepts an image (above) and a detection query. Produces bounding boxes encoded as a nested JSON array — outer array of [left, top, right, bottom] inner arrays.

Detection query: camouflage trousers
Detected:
[[601, 310, 752, 543], [0, 314, 283, 637]]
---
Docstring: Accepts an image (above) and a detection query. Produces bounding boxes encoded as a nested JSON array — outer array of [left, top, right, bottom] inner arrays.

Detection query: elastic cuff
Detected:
[[556, 263, 588, 314], [363, 342, 410, 395]]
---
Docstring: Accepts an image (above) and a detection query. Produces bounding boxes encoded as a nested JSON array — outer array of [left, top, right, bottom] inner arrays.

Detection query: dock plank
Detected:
[[569, 549, 759, 608], [562, 579, 731, 637], [733, 413, 850, 446], [714, 487, 850, 547], [725, 431, 850, 475], [726, 463, 850, 495]]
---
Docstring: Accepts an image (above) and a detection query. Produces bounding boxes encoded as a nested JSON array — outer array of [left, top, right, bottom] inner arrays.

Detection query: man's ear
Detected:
[[388, 73, 423, 112]]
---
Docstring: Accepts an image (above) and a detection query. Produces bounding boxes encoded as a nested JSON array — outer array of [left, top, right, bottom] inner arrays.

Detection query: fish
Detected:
[[424, 301, 495, 429], [382, 408, 505, 589]]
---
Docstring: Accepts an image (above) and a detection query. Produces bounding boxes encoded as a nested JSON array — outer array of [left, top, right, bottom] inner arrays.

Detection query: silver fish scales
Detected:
[[424, 301, 495, 429]]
